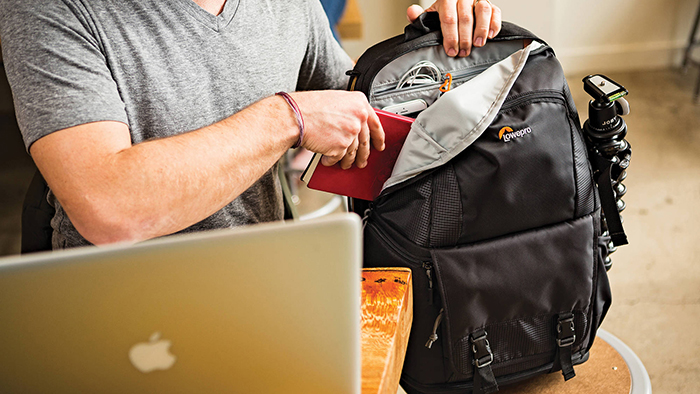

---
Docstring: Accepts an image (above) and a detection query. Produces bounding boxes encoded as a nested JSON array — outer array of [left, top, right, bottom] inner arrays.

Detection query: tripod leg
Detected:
[[684, 3, 700, 70]]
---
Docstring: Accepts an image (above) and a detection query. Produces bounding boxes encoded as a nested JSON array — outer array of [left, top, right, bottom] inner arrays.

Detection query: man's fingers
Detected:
[[437, 0, 460, 57], [472, 0, 492, 47], [489, 4, 502, 39], [321, 150, 345, 167], [457, 0, 474, 57], [355, 121, 371, 169], [339, 138, 359, 170], [367, 107, 385, 152], [406, 4, 424, 22], [407, 1, 502, 56]]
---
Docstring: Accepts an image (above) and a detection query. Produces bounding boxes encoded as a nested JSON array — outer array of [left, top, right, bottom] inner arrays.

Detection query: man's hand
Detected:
[[407, 0, 502, 58], [290, 91, 385, 169]]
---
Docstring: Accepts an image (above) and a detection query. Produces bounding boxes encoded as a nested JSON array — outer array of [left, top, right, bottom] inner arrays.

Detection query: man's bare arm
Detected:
[[31, 90, 384, 245]]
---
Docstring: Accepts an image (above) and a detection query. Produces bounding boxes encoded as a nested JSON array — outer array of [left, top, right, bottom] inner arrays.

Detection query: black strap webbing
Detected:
[[592, 157, 628, 247], [552, 344, 576, 381], [550, 313, 576, 381], [471, 329, 498, 394]]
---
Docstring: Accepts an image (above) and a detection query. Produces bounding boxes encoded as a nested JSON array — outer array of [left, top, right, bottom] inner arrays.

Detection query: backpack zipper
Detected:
[[422, 261, 435, 305], [351, 33, 548, 98], [425, 308, 445, 348], [352, 34, 443, 96], [365, 217, 435, 304], [371, 64, 492, 98], [499, 90, 567, 112], [366, 219, 445, 349], [361, 203, 374, 230]]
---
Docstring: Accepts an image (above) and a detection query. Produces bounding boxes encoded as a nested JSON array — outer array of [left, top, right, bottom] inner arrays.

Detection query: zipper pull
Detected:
[[422, 262, 434, 304], [346, 70, 361, 91], [439, 73, 452, 93], [361, 204, 373, 231], [425, 308, 445, 349]]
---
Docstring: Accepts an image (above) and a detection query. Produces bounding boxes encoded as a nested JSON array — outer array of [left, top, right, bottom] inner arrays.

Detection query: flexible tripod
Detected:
[[582, 75, 631, 271]]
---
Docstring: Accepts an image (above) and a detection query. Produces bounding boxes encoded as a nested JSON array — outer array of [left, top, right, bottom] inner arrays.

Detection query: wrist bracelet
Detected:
[[276, 91, 304, 149]]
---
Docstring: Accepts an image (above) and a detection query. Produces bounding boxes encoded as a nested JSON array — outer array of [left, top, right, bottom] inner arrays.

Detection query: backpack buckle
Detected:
[[471, 331, 494, 368], [556, 315, 576, 347]]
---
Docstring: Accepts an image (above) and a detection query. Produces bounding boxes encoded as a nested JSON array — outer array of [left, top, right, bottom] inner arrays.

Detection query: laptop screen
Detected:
[[0, 214, 362, 393]]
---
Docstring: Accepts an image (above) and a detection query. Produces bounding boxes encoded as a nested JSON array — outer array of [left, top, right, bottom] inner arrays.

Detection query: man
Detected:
[[0, 0, 501, 249]]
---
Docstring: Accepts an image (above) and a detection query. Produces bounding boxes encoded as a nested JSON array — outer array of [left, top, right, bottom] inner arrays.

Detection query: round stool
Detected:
[[498, 329, 651, 394], [598, 329, 652, 394]]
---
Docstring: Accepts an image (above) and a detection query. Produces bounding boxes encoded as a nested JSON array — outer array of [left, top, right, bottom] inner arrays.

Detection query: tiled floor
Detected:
[[1, 68, 699, 392]]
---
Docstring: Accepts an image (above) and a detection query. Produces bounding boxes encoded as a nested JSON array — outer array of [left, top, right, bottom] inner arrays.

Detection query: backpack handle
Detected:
[[404, 12, 442, 41], [403, 12, 544, 45]]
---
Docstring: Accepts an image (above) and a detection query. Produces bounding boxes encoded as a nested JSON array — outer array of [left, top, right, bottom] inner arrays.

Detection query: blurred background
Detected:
[[342, 0, 698, 71], [1, 0, 699, 392]]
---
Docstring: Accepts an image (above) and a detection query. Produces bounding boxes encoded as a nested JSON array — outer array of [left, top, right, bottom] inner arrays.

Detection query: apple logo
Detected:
[[128, 332, 177, 373]]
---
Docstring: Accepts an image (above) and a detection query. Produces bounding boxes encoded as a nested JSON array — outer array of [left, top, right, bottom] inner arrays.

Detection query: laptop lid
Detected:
[[0, 214, 362, 393]]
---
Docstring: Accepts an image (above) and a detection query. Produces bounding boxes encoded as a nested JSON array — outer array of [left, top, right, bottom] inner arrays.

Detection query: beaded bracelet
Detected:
[[276, 92, 304, 149]]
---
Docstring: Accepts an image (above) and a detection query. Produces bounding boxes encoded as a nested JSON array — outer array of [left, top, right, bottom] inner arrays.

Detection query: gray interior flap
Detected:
[[382, 41, 543, 191], [369, 41, 524, 110]]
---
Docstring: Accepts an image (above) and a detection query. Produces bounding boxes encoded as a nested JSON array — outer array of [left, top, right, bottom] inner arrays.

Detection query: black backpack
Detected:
[[348, 14, 622, 394]]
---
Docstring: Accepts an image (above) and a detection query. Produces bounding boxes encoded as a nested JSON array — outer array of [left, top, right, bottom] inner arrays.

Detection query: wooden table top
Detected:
[[361, 268, 413, 394]]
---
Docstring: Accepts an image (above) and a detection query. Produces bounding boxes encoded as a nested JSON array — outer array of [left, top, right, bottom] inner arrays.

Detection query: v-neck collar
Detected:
[[176, 0, 240, 32]]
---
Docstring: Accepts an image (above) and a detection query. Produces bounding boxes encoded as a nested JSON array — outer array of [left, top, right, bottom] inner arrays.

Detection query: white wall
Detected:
[[342, 0, 414, 60], [420, 0, 699, 75]]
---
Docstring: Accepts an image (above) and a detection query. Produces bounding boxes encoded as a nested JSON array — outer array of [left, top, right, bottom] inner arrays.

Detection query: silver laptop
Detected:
[[0, 214, 362, 393]]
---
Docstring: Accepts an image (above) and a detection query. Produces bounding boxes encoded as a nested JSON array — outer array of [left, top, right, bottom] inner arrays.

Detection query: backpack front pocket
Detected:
[[430, 213, 598, 380]]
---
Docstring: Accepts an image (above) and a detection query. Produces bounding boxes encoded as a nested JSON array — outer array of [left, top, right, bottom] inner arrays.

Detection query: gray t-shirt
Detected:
[[0, 0, 352, 249]]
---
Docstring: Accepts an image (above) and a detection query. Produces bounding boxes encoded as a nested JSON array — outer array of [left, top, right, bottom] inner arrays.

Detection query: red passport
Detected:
[[301, 109, 414, 201]]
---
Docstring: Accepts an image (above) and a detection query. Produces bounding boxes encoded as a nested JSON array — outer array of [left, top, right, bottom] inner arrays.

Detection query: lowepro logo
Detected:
[[499, 126, 532, 142]]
